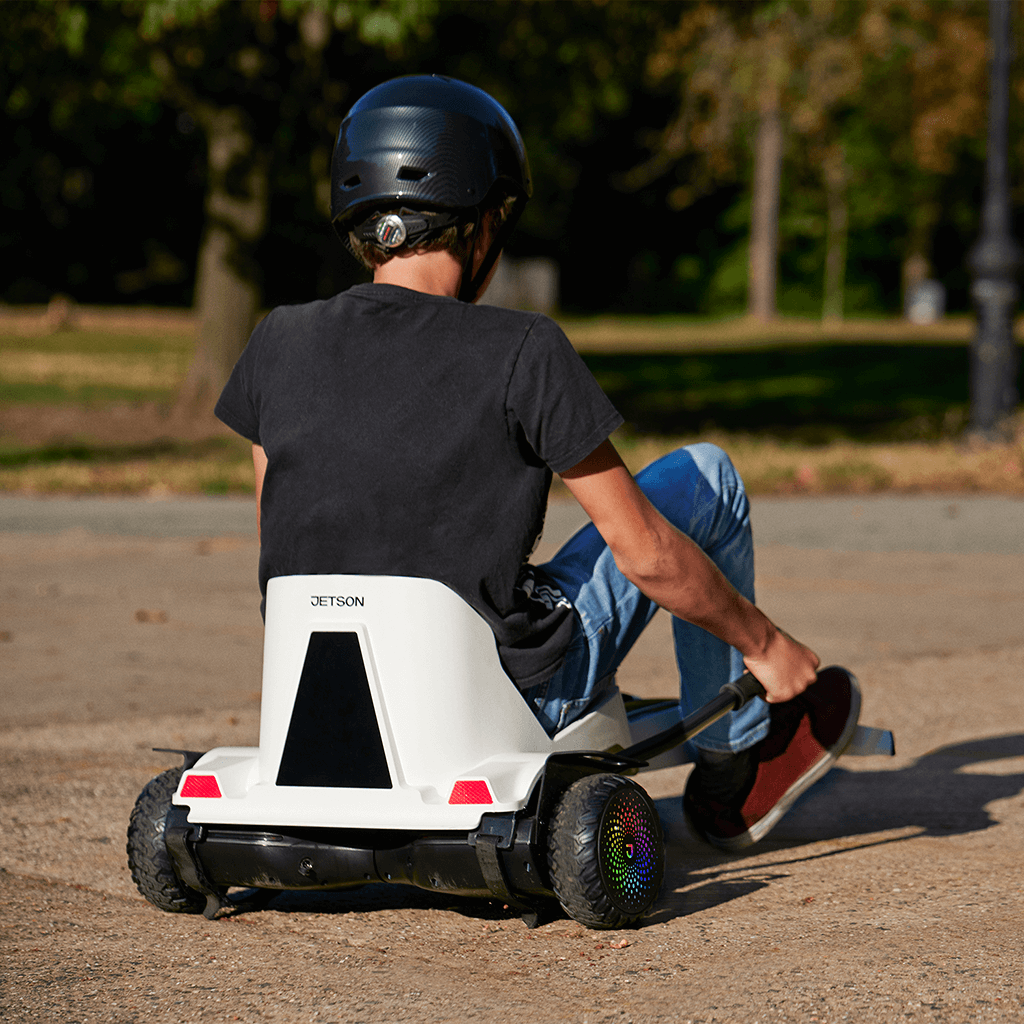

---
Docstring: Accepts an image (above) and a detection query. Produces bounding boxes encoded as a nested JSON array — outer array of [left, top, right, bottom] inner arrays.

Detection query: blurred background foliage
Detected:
[[1, 0, 1019, 319], [3, 0, 1024, 493]]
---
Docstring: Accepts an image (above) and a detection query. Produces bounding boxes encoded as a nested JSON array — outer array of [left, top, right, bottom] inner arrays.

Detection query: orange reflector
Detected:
[[180, 774, 222, 798], [448, 779, 493, 805]]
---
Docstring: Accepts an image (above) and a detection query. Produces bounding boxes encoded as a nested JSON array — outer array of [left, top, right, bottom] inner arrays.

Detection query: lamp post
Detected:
[[969, 0, 1020, 440]]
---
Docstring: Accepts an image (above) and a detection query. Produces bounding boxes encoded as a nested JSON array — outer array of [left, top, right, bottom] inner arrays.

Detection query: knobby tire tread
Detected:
[[548, 773, 652, 930], [126, 766, 205, 914]]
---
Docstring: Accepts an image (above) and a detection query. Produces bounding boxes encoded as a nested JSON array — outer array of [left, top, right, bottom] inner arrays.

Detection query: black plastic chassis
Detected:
[[164, 750, 639, 927]]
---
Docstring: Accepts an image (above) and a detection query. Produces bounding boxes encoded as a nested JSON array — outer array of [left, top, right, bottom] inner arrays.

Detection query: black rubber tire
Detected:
[[126, 766, 206, 914], [547, 773, 665, 930]]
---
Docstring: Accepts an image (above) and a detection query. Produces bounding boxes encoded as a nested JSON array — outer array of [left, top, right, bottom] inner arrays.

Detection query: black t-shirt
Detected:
[[215, 283, 623, 687]]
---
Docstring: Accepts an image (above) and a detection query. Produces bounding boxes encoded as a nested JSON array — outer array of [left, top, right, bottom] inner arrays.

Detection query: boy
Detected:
[[214, 75, 859, 850]]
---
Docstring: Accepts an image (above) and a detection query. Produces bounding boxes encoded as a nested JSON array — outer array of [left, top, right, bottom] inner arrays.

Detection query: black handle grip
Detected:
[[719, 671, 767, 709], [619, 671, 768, 763]]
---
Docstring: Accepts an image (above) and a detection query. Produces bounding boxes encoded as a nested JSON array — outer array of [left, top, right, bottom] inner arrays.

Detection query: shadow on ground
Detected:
[[652, 732, 1024, 924]]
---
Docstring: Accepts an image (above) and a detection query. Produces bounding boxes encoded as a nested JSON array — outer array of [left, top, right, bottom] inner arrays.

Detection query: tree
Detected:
[[139, 0, 439, 416], [420, 0, 677, 300], [901, 1, 989, 296], [4, 0, 677, 326], [6, 0, 1006, 331], [1, 1, 202, 307], [20, 0, 438, 417], [625, 2, 789, 320], [624, 0, 994, 322], [633, 2, 870, 321]]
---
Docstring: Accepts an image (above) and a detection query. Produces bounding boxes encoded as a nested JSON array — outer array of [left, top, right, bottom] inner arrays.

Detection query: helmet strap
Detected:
[[458, 195, 527, 303], [457, 211, 484, 303]]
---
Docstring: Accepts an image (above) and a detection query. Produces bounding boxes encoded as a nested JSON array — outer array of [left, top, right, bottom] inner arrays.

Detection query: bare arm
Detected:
[[559, 441, 818, 703], [252, 443, 267, 541]]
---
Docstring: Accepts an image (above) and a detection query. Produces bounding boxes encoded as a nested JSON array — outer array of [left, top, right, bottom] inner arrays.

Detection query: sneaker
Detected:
[[683, 666, 862, 850]]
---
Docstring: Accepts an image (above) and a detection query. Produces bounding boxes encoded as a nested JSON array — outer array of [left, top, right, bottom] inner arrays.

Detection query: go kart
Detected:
[[128, 574, 894, 930]]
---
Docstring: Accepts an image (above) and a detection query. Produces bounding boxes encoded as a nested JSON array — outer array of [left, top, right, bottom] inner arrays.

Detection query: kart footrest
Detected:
[[844, 725, 896, 757]]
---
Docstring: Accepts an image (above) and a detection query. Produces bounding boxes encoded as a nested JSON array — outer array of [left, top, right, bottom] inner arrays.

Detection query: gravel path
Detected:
[[2, 496, 1023, 1022]]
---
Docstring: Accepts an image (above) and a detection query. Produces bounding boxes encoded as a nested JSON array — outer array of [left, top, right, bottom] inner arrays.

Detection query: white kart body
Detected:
[[174, 575, 681, 832]]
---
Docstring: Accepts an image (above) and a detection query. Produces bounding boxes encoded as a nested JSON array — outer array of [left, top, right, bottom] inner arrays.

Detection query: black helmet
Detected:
[[330, 74, 532, 300]]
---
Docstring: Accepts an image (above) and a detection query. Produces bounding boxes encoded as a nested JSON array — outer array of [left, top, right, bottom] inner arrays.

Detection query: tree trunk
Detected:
[[822, 145, 848, 323], [747, 92, 784, 322], [175, 105, 268, 419]]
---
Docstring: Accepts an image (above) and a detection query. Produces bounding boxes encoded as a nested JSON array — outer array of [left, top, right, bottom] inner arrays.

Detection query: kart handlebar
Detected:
[[719, 671, 768, 709], [618, 671, 767, 764]]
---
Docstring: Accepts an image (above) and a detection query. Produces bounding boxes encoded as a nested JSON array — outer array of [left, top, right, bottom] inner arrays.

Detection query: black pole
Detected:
[[969, 0, 1021, 440]]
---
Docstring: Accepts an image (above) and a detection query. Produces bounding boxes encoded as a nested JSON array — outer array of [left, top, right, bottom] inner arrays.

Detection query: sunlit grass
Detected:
[[0, 435, 255, 496], [2, 308, 1022, 495], [1, 328, 194, 356], [2, 349, 188, 394], [8, 429, 1021, 497], [559, 312, 983, 351], [607, 428, 1024, 496], [1, 327, 192, 403]]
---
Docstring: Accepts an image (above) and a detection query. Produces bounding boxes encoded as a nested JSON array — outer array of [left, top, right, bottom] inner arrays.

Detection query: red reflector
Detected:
[[180, 774, 222, 798], [448, 779, 493, 805]]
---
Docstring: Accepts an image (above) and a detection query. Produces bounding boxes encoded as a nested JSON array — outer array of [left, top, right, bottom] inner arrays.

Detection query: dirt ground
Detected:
[[2, 502, 1024, 1023]]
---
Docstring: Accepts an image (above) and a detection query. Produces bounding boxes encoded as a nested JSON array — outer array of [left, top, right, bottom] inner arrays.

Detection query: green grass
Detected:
[[579, 344, 992, 443], [0, 436, 240, 468], [3, 329, 193, 356], [1, 309, 1022, 495], [559, 312, 980, 350], [0, 328, 192, 405], [0, 380, 170, 404]]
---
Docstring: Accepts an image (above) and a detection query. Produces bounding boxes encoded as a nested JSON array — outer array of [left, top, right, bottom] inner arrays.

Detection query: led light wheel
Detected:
[[547, 773, 664, 929], [127, 767, 206, 914]]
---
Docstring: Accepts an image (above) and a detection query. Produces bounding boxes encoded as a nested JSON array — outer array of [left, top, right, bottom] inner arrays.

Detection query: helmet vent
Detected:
[[342, 175, 361, 189], [396, 165, 429, 182]]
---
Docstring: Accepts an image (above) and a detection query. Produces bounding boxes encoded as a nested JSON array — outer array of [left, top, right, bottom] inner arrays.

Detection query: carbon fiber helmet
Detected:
[[330, 74, 532, 301]]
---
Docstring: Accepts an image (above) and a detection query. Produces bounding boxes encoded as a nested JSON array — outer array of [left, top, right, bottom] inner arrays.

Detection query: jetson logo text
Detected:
[[310, 595, 365, 607]]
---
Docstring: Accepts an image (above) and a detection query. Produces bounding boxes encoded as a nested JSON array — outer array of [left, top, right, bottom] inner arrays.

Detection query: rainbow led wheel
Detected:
[[547, 773, 665, 929]]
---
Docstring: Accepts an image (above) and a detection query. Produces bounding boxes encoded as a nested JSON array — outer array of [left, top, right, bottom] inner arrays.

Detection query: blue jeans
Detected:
[[526, 443, 769, 755]]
